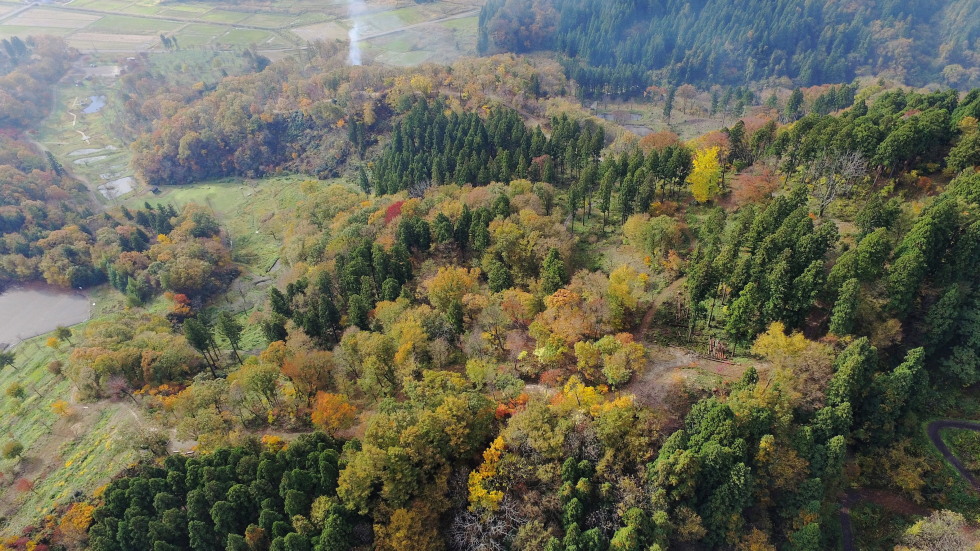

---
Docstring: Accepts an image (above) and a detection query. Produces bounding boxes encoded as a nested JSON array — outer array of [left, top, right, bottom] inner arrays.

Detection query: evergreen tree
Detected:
[[541, 248, 566, 294]]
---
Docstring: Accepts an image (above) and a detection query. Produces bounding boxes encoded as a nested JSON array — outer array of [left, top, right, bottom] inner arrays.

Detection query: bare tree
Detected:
[[805, 151, 868, 216], [449, 498, 526, 551]]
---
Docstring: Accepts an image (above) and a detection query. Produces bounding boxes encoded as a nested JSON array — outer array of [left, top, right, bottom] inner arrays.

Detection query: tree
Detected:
[[827, 337, 876, 408], [726, 282, 762, 345], [688, 147, 723, 203], [541, 248, 566, 295], [51, 399, 73, 418], [0, 350, 14, 371], [486, 257, 513, 293], [785, 89, 804, 121], [946, 129, 980, 172], [375, 505, 445, 551], [805, 151, 867, 216], [311, 392, 357, 436], [217, 311, 244, 364], [829, 278, 860, 336], [2, 440, 24, 459], [55, 325, 73, 345], [900, 510, 972, 551], [6, 381, 25, 399], [423, 266, 480, 312], [347, 294, 370, 330], [663, 87, 676, 124], [184, 318, 220, 378]]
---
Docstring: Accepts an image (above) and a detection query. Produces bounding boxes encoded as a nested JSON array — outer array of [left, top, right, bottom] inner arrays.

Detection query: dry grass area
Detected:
[[67, 32, 157, 48], [289, 20, 348, 42], [5, 8, 100, 28]]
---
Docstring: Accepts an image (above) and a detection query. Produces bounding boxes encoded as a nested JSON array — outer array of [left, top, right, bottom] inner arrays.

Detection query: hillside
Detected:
[[479, 0, 980, 95], [0, 11, 980, 551]]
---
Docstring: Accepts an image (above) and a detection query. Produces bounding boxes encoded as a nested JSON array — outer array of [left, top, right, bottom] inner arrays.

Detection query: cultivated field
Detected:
[[0, 0, 483, 64]]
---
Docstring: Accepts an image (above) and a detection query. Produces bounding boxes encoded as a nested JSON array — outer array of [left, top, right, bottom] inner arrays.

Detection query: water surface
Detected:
[[82, 95, 106, 114], [0, 285, 91, 348]]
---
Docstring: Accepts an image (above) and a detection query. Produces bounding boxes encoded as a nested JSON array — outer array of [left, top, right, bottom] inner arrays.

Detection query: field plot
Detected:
[[0, 0, 481, 63], [4, 8, 100, 28], [86, 13, 181, 34], [290, 20, 348, 42], [0, 25, 74, 38], [0, 4, 19, 18], [214, 28, 291, 49], [360, 12, 479, 66], [67, 32, 158, 51]]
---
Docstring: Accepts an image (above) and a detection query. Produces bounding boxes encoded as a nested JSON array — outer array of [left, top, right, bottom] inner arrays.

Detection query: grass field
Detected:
[[124, 174, 354, 350], [128, 175, 314, 273]]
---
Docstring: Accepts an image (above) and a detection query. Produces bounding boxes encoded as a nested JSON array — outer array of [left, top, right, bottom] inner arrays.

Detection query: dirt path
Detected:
[[0, 2, 36, 23], [926, 420, 980, 488], [840, 420, 980, 551], [634, 276, 686, 340]]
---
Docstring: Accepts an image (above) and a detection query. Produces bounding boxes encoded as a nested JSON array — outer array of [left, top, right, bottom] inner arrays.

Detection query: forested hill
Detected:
[[478, 0, 980, 96]]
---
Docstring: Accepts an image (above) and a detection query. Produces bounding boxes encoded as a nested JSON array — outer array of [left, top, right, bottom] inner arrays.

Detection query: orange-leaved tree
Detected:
[[311, 392, 357, 436]]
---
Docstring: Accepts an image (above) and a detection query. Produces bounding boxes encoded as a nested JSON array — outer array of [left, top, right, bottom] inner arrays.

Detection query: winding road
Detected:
[[840, 420, 980, 550]]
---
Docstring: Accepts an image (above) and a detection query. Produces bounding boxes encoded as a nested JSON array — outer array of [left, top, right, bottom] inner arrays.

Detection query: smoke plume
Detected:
[[348, 0, 365, 66]]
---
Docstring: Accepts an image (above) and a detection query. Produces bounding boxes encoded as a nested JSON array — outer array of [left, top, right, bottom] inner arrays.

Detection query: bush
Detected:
[[2, 440, 24, 459]]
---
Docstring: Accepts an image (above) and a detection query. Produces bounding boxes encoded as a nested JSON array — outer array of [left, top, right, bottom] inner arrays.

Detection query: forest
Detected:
[[478, 0, 980, 96], [1, 12, 980, 551]]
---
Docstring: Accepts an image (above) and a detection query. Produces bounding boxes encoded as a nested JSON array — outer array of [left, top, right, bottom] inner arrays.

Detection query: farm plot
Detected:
[[3, 8, 100, 28]]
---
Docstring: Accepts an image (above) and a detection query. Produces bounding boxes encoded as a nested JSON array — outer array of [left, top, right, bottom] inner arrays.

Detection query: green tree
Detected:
[[184, 318, 220, 378], [55, 325, 73, 345], [663, 87, 676, 124], [217, 311, 244, 364], [540, 248, 566, 295], [0, 350, 14, 371], [486, 257, 513, 292], [829, 278, 860, 336], [347, 294, 370, 330], [827, 337, 876, 408]]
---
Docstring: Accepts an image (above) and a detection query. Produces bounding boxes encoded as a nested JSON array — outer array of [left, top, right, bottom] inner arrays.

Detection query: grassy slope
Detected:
[[0, 289, 138, 534]]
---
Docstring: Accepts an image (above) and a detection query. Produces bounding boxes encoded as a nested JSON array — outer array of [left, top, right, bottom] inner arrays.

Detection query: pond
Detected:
[[98, 176, 135, 199], [82, 95, 106, 114], [0, 285, 92, 349]]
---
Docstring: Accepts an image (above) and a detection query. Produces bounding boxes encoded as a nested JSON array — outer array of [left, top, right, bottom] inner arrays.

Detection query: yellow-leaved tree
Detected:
[[687, 146, 723, 203]]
